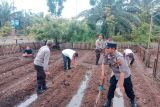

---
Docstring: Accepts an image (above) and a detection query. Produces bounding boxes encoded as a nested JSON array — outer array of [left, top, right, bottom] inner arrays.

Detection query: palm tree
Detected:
[[79, 0, 141, 38], [0, 0, 14, 27]]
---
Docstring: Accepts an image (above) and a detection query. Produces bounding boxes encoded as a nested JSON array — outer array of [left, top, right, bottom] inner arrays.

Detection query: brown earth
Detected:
[[0, 50, 160, 107]]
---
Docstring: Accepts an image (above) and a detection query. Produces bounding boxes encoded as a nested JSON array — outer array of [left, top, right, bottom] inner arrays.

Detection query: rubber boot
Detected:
[[131, 99, 138, 107], [37, 86, 43, 94], [103, 100, 112, 107]]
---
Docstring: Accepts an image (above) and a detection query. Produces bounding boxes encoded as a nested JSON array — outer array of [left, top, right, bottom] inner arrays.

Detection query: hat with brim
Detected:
[[105, 42, 117, 49]]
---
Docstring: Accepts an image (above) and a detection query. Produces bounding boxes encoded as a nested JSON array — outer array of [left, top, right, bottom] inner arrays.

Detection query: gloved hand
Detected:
[[99, 85, 104, 91]]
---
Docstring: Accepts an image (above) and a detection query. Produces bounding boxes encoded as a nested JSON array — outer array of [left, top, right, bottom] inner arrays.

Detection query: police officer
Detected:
[[95, 34, 104, 65], [124, 48, 135, 67], [99, 42, 137, 107]]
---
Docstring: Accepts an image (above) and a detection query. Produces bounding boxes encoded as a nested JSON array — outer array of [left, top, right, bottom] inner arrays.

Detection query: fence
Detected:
[[59, 42, 95, 50], [136, 39, 160, 79], [153, 39, 160, 78], [136, 46, 152, 68], [154, 60, 160, 79], [59, 42, 137, 51], [0, 42, 44, 56]]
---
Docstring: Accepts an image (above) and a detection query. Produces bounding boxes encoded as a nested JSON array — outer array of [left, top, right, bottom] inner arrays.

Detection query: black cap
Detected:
[[105, 42, 117, 49]]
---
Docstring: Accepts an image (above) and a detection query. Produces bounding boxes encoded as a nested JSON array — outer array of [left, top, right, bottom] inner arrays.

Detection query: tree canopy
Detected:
[[0, 0, 160, 44], [47, 0, 66, 16]]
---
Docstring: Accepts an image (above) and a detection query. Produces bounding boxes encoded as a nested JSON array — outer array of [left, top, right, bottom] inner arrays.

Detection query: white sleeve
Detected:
[[124, 50, 126, 54], [43, 51, 50, 71]]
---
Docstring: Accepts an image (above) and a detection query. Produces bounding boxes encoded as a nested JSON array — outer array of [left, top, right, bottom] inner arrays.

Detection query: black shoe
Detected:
[[131, 100, 138, 107], [103, 100, 112, 107], [64, 68, 67, 72], [37, 89, 44, 95], [42, 84, 48, 90]]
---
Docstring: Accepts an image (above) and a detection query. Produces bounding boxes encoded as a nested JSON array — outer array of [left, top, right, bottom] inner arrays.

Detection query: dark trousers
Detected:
[[130, 57, 135, 65], [34, 65, 46, 90], [95, 49, 101, 65], [107, 75, 135, 101], [62, 54, 71, 70], [128, 53, 135, 66]]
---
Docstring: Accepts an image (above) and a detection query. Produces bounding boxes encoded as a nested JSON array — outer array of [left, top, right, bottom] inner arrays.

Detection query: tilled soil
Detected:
[[0, 57, 19, 66], [0, 51, 62, 107], [30, 65, 88, 107], [125, 54, 160, 107], [0, 50, 160, 107], [81, 51, 160, 107]]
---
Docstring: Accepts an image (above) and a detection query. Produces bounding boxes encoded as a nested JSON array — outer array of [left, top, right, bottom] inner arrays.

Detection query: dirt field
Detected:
[[0, 50, 160, 107]]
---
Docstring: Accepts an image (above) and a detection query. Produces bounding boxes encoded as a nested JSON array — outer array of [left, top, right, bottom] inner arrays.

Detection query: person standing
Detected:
[[100, 42, 137, 107], [124, 48, 135, 67], [95, 34, 104, 65], [62, 49, 78, 71], [34, 40, 53, 94]]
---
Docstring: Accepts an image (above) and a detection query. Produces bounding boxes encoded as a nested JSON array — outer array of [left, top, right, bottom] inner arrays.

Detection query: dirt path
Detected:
[[124, 54, 160, 107]]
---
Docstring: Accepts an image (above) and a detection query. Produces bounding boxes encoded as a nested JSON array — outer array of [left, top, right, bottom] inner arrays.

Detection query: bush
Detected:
[[150, 36, 160, 42], [112, 36, 127, 42], [0, 22, 12, 36]]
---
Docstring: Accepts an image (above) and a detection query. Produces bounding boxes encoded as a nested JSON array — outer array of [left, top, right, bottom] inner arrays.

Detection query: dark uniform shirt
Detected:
[[103, 50, 131, 80], [24, 49, 33, 54]]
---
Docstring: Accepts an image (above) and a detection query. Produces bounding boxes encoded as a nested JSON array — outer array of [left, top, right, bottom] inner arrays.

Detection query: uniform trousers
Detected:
[[107, 75, 135, 101]]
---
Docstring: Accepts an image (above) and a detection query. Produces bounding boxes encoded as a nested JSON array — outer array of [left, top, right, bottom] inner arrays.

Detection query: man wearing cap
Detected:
[[99, 42, 137, 107], [62, 49, 78, 71], [95, 34, 104, 65], [124, 48, 135, 67], [34, 40, 53, 94]]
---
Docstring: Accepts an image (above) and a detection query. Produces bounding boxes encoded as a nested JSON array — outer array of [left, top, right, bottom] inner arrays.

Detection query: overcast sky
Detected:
[[12, 0, 91, 18]]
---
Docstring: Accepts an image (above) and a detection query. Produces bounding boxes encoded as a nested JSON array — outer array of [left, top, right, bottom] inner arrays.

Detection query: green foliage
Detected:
[[89, 0, 96, 6], [131, 22, 150, 43], [47, 0, 65, 16], [0, 21, 12, 36], [0, 0, 13, 27], [81, 0, 141, 38], [27, 16, 96, 43], [112, 36, 127, 42], [151, 36, 159, 42]]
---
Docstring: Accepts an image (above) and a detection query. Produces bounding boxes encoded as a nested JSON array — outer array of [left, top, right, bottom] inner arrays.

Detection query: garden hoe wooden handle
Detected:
[[95, 91, 101, 105], [94, 75, 105, 107]]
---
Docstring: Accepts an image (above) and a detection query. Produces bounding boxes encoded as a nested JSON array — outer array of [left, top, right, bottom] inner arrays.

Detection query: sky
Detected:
[[12, 0, 91, 18]]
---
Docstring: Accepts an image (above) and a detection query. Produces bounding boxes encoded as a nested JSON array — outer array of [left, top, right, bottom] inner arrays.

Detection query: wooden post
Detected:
[[19, 44, 22, 52], [153, 38, 160, 77], [33, 42, 36, 49]]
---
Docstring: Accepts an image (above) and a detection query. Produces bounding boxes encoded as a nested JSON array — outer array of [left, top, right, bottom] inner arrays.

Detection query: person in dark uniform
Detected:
[[99, 42, 137, 107], [95, 34, 104, 65], [22, 46, 33, 57]]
